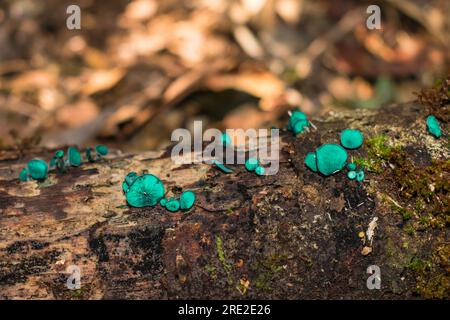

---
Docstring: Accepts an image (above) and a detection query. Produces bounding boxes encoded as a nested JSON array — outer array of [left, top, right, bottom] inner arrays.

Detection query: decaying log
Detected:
[[0, 100, 448, 300]]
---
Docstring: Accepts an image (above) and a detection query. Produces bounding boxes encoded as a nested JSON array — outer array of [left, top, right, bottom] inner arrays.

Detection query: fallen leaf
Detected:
[[10, 70, 57, 92], [205, 71, 285, 100], [81, 68, 125, 96], [123, 0, 157, 22]]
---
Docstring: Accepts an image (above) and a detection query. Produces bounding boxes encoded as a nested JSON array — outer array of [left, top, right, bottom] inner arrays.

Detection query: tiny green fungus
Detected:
[[159, 198, 167, 207], [221, 132, 232, 146], [27, 159, 48, 180], [212, 160, 233, 173], [340, 129, 364, 149], [55, 150, 64, 158], [68, 146, 82, 167], [125, 174, 165, 208], [426, 115, 441, 138], [304, 152, 318, 172], [49, 157, 57, 168], [180, 190, 196, 210], [292, 119, 308, 134], [96, 145, 109, 156], [245, 158, 259, 172], [255, 166, 265, 176], [356, 170, 365, 182], [287, 110, 309, 135], [19, 168, 29, 181], [347, 171, 357, 180], [315, 144, 348, 176], [165, 198, 180, 212], [347, 162, 357, 171], [288, 111, 307, 128]]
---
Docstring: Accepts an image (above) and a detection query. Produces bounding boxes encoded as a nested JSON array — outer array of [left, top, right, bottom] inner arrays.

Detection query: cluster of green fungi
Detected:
[[245, 158, 265, 175], [122, 172, 196, 212], [346, 162, 365, 182], [211, 133, 269, 175], [304, 127, 365, 180], [287, 110, 310, 135], [19, 145, 109, 182]]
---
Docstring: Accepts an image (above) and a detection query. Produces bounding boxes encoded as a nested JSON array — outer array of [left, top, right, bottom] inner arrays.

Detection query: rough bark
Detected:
[[0, 100, 448, 300]]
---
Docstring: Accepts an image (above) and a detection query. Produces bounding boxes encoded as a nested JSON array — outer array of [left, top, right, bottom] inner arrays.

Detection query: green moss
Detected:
[[389, 154, 449, 230], [382, 146, 449, 299], [403, 224, 415, 236], [408, 257, 431, 272], [69, 288, 85, 299], [376, 141, 449, 232], [204, 264, 217, 279], [215, 235, 233, 285], [389, 201, 414, 221], [253, 253, 287, 291], [407, 245, 450, 299], [216, 236, 231, 273], [354, 135, 398, 173]]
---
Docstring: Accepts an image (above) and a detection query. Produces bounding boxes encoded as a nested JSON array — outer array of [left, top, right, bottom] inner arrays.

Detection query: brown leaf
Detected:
[[205, 71, 285, 100], [81, 68, 125, 96]]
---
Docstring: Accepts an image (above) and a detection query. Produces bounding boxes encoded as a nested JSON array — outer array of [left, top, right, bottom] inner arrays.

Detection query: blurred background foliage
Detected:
[[0, 0, 448, 152]]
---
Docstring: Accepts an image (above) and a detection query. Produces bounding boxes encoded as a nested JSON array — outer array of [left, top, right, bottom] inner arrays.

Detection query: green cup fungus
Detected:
[[125, 174, 165, 208], [288, 110, 309, 135], [49, 158, 56, 168], [27, 159, 48, 180], [426, 115, 441, 138], [245, 158, 259, 172], [221, 132, 232, 146], [315, 144, 348, 176], [304, 152, 318, 172], [68, 146, 82, 167], [165, 198, 180, 212], [340, 129, 364, 149], [86, 145, 108, 162], [55, 150, 64, 159], [19, 168, 29, 182], [212, 160, 233, 173], [96, 145, 109, 157], [347, 171, 356, 180], [180, 190, 196, 210], [347, 162, 357, 171], [356, 170, 365, 182], [50, 149, 65, 170], [255, 166, 265, 176], [159, 198, 167, 207]]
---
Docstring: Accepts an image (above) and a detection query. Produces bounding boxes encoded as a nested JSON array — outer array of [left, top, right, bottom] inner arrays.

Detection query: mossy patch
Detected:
[[374, 133, 449, 298], [252, 253, 287, 291], [215, 235, 233, 284], [387, 151, 449, 230], [204, 264, 217, 279], [354, 135, 398, 173], [406, 244, 450, 299]]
